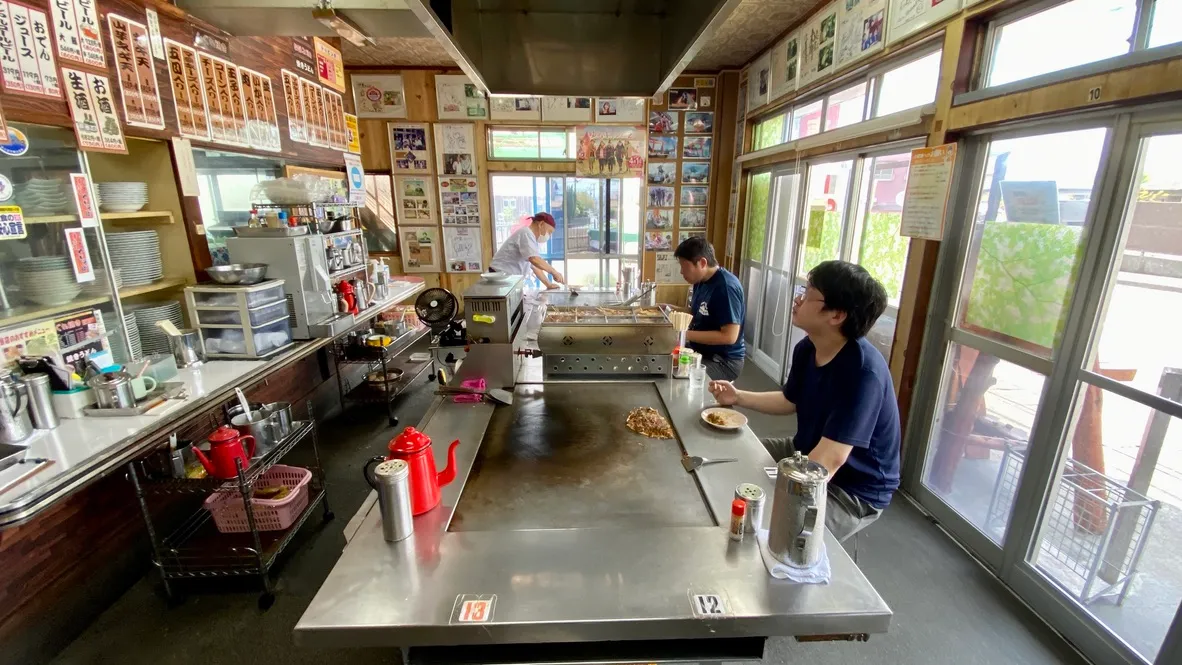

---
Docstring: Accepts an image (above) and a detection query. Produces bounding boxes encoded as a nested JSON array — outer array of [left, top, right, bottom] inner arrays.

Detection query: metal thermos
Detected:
[[19, 373, 58, 429], [0, 375, 33, 443], [374, 459, 414, 542], [735, 482, 765, 534], [767, 451, 830, 567]]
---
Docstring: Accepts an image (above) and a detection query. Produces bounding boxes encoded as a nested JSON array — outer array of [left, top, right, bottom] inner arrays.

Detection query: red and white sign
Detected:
[[61, 66, 126, 153], [0, 1, 62, 98], [63, 226, 94, 283], [69, 172, 98, 227]]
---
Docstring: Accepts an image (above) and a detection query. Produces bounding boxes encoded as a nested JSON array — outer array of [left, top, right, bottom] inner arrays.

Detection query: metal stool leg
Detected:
[[853, 532, 859, 564]]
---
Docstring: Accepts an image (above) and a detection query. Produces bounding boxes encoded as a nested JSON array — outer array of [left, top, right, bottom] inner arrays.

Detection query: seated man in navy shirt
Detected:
[[708, 260, 900, 541], [672, 237, 746, 381]]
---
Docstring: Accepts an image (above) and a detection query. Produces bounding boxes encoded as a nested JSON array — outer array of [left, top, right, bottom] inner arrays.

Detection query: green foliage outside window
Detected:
[[744, 172, 771, 261]]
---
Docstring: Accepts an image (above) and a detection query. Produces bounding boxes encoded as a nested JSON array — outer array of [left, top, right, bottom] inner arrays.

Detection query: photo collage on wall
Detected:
[[645, 77, 715, 277]]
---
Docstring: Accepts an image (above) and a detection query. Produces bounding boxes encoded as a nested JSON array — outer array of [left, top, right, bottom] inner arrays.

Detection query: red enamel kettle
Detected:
[[364, 427, 459, 515], [192, 425, 256, 479]]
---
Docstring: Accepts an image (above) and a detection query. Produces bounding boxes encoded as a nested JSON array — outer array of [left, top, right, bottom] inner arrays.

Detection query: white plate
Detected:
[[700, 407, 747, 431], [480, 272, 512, 283]]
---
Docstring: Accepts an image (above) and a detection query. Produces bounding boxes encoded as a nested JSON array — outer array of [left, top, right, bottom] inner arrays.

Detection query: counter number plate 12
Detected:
[[689, 592, 728, 618], [451, 594, 497, 624], [0, 205, 26, 240]]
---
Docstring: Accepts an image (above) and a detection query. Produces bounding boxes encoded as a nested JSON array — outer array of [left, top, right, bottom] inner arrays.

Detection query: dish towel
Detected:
[[755, 528, 831, 584], [452, 378, 485, 403]]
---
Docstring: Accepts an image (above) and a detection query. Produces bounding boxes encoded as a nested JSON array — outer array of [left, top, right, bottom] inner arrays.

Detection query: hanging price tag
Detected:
[[450, 594, 497, 624]]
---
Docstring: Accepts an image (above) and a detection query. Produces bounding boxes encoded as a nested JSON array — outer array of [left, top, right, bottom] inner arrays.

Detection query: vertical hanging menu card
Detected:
[[0, 1, 61, 98], [61, 67, 126, 153], [107, 14, 163, 129], [48, 0, 103, 69], [281, 69, 306, 143]]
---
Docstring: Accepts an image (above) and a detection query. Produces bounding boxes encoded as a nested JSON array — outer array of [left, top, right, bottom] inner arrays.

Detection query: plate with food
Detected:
[[701, 407, 747, 431]]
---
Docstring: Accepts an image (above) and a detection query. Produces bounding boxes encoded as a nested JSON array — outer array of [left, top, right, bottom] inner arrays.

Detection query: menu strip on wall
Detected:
[[163, 38, 209, 140], [179, 41, 210, 139], [197, 52, 225, 142], [258, 73, 279, 150], [107, 14, 163, 129], [281, 69, 306, 143], [61, 66, 126, 153], [48, 0, 103, 69], [0, 1, 62, 98]]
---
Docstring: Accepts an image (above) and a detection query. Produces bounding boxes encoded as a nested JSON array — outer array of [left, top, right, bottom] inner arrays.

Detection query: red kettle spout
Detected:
[[436, 439, 461, 487], [191, 446, 215, 475]]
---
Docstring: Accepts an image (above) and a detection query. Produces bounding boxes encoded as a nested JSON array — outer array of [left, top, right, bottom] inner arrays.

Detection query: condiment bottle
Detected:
[[247, 208, 260, 228], [729, 498, 746, 541]]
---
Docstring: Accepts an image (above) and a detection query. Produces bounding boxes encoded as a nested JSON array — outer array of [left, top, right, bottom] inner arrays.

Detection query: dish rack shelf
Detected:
[[127, 401, 332, 610], [330, 326, 431, 426]]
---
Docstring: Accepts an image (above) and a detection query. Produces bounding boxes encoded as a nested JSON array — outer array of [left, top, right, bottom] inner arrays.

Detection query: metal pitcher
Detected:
[[0, 375, 34, 444], [767, 451, 830, 568]]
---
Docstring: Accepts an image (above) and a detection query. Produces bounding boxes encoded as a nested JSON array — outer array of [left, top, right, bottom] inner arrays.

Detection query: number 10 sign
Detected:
[[451, 594, 497, 624]]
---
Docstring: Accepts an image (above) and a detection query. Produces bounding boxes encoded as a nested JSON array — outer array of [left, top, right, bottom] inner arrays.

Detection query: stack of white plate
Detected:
[[132, 301, 183, 356], [14, 178, 72, 215], [96, 182, 149, 212], [81, 268, 123, 297], [16, 256, 81, 305], [106, 231, 162, 286], [103, 310, 141, 363]]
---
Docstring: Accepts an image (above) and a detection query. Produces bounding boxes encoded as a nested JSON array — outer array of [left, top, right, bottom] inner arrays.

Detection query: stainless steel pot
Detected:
[[169, 329, 206, 368], [767, 451, 830, 568], [0, 375, 33, 444], [88, 370, 137, 409], [261, 402, 293, 439], [231, 405, 290, 457]]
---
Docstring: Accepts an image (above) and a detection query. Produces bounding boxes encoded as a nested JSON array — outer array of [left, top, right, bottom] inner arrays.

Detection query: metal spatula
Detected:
[[681, 454, 738, 473], [435, 385, 514, 405]]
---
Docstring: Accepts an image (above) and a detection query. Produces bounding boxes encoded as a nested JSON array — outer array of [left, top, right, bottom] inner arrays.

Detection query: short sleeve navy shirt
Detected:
[[687, 268, 746, 359], [782, 337, 901, 508]]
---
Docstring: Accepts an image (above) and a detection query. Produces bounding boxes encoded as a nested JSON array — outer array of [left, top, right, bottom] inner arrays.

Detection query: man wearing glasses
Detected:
[[708, 260, 900, 541]]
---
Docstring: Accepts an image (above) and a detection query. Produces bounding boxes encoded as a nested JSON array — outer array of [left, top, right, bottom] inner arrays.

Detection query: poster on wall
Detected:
[[401, 227, 442, 272], [646, 208, 672, 229], [0, 319, 57, 371], [679, 208, 707, 229], [654, 251, 680, 283], [395, 175, 436, 225], [769, 31, 799, 100], [836, 0, 888, 69], [575, 125, 645, 177], [594, 98, 645, 123], [649, 111, 678, 133], [685, 112, 712, 134], [668, 88, 697, 110], [490, 96, 541, 121], [541, 96, 592, 122], [390, 123, 432, 174], [0, 1, 62, 98], [351, 74, 406, 118], [107, 14, 165, 129], [443, 225, 484, 273], [435, 74, 487, 119], [645, 231, 672, 251], [61, 67, 126, 153], [799, 1, 839, 89], [313, 36, 344, 91], [49, 0, 106, 69], [434, 123, 476, 176], [900, 143, 957, 240], [747, 51, 771, 110], [648, 135, 677, 160], [438, 176, 481, 226], [888, 0, 962, 45]]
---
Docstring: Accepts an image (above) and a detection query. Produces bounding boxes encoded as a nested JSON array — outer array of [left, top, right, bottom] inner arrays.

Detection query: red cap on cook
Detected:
[[533, 212, 556, 228]]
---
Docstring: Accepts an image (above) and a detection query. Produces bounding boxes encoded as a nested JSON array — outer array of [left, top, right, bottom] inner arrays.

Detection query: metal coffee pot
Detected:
[[767, 451, 830, 568], [0, 375, 33, 444]]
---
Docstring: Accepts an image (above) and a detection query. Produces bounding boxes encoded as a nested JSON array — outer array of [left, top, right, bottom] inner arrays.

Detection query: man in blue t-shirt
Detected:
[[672, 237, 745, 380], [709, 260, 900, 541]]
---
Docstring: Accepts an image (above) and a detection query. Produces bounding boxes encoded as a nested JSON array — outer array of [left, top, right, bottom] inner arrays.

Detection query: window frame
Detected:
[[486, 126, 577, 161]]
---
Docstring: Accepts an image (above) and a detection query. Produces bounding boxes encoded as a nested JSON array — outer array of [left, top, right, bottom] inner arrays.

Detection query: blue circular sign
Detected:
[[0, 128, 29, 157]]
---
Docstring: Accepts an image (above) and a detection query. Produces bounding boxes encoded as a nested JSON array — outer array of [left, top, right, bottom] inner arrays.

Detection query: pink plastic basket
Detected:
[[204, 464, 312, 533]]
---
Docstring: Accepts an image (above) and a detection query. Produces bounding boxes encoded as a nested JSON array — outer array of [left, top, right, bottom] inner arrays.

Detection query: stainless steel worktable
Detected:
[[295, 327, 892, 651]]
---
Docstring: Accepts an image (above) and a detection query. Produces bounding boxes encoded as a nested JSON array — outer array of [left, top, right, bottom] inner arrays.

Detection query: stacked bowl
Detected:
[[131, 301, 183, 356], [103, 310, 141, 363], [15, 178, 72, 216], [97, 181, 149, 212], [106, 230, 162, 286], [16, 256, 81, 305], [82, 268, 123, 297]]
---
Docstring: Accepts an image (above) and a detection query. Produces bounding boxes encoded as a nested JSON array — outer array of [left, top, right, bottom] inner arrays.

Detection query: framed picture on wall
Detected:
[[389, 123, 433, 174], [394, 175, 436, 226], [401, 227, 442, 272]]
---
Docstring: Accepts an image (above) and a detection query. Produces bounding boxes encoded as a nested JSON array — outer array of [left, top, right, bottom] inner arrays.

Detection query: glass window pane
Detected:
[[768, 173, 801, 270], [754, 113, 787, 150], [958, 128, 1108, 355], [490, 175, 537, 247], [876, 50, 942, 116], [791, 99, 823, 140], [1088, 133, 1182, 399], [744, 172, 772, 261], [987, 0, 1136, 88], [1149, 0, 1182, 47], [1032, 383, 1180, 661], [489, 129, 540, 159], [742, 262, 763, 343], [923, 344, 1048, 543], [540, 130, 569, 159], [360, 174, 398, 253], [800, 160, 852, 275], [620, 178, 641, 255], [825, 82, 867, 131], [854, 152, 911, 304]]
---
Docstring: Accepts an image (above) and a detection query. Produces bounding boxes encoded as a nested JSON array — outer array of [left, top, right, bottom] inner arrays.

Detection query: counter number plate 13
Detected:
[[451, 594, 497, 624]]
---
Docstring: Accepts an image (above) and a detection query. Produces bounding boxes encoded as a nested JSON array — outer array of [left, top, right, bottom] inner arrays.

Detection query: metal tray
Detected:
[[83, 382, 186, 417], [233, 225, 309, 237]]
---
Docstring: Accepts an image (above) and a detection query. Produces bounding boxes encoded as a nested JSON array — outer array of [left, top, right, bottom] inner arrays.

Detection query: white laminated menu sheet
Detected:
[[107, 14, 164, 129], [0, 1, 62, 98], [443, 225, 483, 273], [61, 67, 126, 153], [900, 143, 957, 240], [48, 0, 103, 69], [280, 70, 307, 143]]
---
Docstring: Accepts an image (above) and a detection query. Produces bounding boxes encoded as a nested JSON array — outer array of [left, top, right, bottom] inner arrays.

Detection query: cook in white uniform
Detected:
[[489, 212, 566, 289]]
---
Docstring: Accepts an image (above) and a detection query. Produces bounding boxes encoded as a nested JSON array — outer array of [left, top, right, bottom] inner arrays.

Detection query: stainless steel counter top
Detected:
[[295, 368, 892, 647]]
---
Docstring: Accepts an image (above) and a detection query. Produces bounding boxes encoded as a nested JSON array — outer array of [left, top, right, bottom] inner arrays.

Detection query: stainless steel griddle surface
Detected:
[[449, 382, 714, 531]]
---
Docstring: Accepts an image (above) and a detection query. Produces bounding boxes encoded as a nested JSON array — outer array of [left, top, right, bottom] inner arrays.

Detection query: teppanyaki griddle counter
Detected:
[[295, 375, 892, 652], [450, 382, 714, 531]]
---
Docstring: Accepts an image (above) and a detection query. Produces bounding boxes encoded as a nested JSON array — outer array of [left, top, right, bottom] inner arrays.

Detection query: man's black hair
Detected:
[[674, 236, 717, 267], [807, 260, 888, 340]]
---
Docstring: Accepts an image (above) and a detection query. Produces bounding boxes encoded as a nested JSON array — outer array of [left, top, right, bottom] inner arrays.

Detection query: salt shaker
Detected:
[[374, 459, 414, 542]]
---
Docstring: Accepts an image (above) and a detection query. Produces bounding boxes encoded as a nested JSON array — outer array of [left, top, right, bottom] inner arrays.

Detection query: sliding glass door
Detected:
[[905, 112, 1182, 665], [751, 170, 801, 379]]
